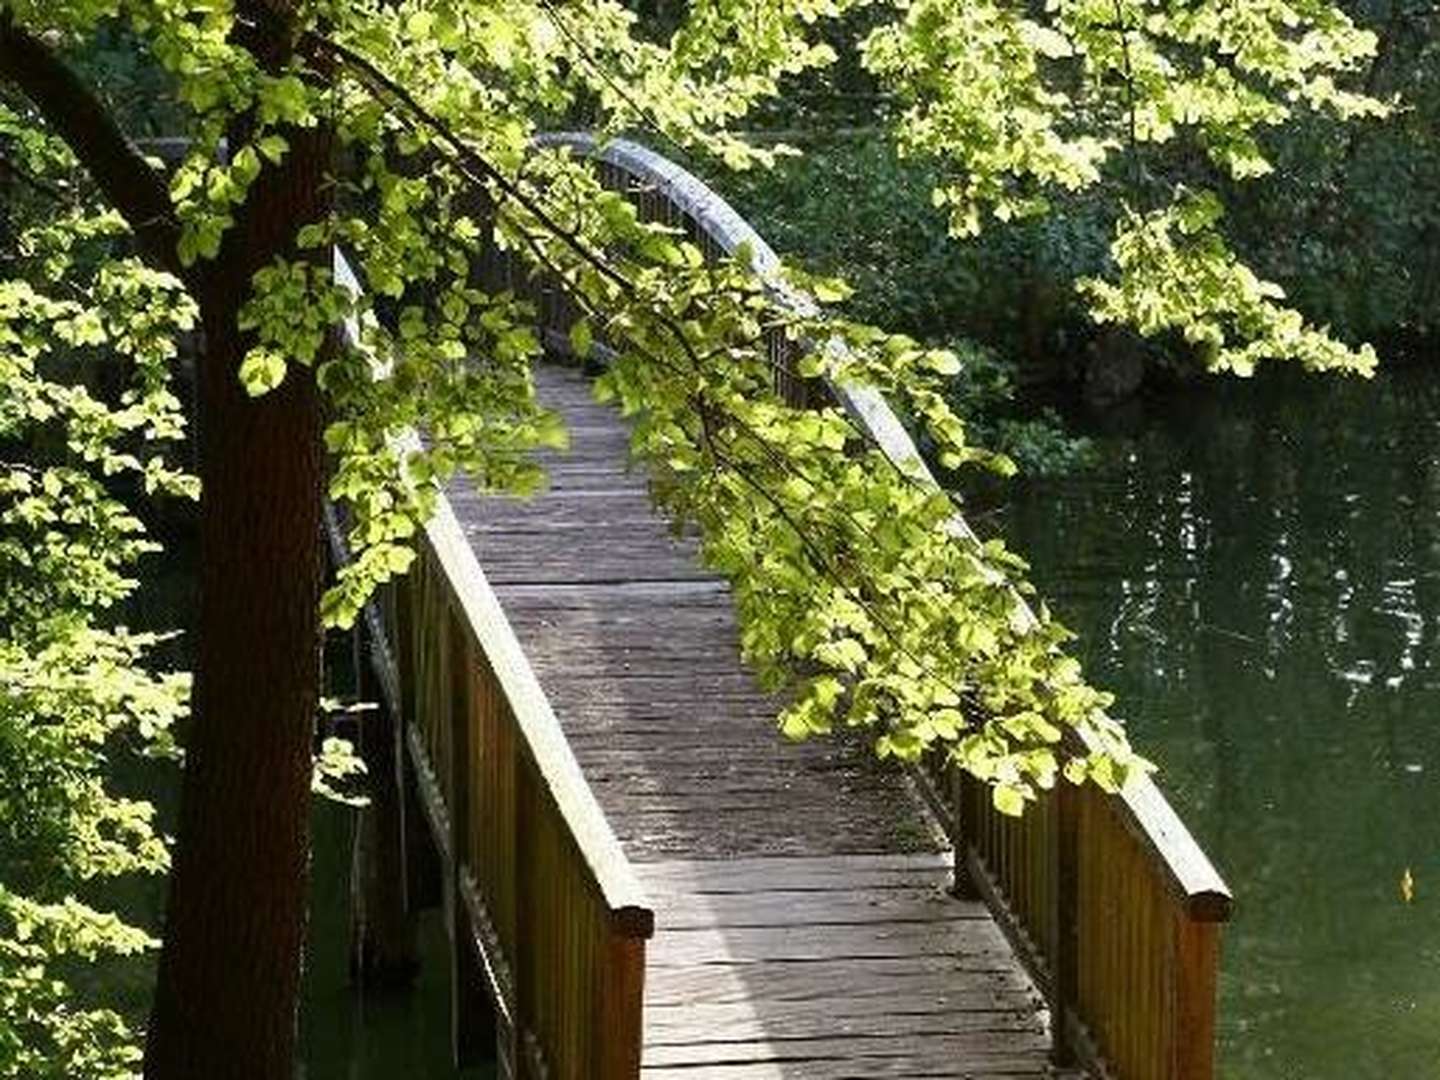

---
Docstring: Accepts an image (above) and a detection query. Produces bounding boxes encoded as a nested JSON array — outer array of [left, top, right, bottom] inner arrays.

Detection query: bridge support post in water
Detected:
[[348, 618, 420, 988], [394, 575, 443, 915]]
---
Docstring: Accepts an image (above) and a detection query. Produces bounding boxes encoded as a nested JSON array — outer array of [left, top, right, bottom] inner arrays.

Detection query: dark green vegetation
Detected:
[[710, 136, 1103, 475], [1007, 367, 1440, 1078]]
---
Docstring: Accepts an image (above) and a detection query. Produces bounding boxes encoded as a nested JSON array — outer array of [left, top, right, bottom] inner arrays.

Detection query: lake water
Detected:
[[301, 803, 493, 1079], [1003, 367, 1440, 1077]]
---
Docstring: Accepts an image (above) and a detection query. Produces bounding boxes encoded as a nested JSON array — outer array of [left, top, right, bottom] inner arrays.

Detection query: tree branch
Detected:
[[0, 14, 192, 285]]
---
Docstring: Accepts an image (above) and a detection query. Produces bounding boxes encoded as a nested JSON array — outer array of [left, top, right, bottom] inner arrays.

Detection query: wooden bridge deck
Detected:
[[445, 362, 1056, 1078]]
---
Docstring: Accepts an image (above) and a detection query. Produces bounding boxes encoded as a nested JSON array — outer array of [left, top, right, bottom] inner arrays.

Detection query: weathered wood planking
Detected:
[[636, 854, 1051, 1078], [444, 362, 1058, 1077], [452, 362, 944, 862], [524, 136, 1228, 1079]]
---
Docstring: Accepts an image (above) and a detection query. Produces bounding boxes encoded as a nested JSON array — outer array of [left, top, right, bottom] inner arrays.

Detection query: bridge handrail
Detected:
[[333, 249, 652, 1078], [544, 132, 1232, 1078]]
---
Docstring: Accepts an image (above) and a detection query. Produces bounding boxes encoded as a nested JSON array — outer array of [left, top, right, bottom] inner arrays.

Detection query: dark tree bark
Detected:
[[142, 118, 332, 1079]]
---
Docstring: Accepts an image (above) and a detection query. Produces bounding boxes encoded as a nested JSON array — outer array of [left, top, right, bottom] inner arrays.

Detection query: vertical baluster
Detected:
[[1113, 803, 1129, 1068], [1148, 878, 1168, 1077], [496, 698, 518, 962], [518, 757, 538, 1080], [1078, 789, 1103, 1061], [1118, 828, 1137, 1076], [448, 612, 493, 1066], [1142, 868, 1160, 1076], [1052, 779, 1078, 1065]]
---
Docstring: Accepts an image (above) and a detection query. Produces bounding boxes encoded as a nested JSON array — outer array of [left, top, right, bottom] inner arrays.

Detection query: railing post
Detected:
[[447, 610, 495, 1067], [1052, 779, 1079, 1067], [595, 924, 647, 1080], [395, 569, 442, 913], [1170, 915, 1221, 1079], [948, 766, 981, 900]]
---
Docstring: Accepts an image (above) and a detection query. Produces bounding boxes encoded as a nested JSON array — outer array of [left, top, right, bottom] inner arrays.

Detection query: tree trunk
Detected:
[[144, 122, 332, 1080]]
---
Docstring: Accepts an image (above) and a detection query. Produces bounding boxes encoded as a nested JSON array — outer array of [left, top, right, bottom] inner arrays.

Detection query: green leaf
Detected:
[[238, 348, 287, 397], [993, 785, 1026, 817]]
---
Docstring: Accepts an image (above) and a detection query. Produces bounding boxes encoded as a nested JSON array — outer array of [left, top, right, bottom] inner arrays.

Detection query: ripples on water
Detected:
[[1004, 368, 1440, 1077]]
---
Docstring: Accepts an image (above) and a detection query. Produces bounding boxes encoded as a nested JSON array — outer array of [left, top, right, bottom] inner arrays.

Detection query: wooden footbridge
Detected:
[[334, 137, 1232, 1080]]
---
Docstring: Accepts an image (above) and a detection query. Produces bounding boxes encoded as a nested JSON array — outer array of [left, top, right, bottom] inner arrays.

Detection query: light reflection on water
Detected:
[[1003, 367, 1440, 1078]]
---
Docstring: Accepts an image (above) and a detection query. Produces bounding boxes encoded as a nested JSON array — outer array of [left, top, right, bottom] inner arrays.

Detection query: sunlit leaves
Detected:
[[0, 889, 155, 1080], [485, 153, 1146, 808], [861, 0, 1388, 372], [1081, 193, 1378, 376], [0, 101, 192, 1080]]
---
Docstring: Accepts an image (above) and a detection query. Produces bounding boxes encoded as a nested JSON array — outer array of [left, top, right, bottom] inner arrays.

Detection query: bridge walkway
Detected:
[[445, 361, 1056, 1077]]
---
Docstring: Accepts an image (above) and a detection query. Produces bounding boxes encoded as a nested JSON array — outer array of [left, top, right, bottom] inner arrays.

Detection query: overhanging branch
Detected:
[[0, 14, 192, 285]]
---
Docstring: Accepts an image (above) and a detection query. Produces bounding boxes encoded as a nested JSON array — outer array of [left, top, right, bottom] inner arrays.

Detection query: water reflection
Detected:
[[302, 801, 495, 1079], [1004, 368, 1440, 1077]]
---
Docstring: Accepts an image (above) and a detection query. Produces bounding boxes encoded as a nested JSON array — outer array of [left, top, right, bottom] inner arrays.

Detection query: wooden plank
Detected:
[[482, 563, 715, 586], [637, 854, 952, 893], [642, 1036, 1052, 1071], [650, 889, 988, 931], [644, 955, 1036, 1008], [569, 761, 882, 788], [647, 921, 1016, 966], [506, 609, 743, 634], [640, 1065, 1050, 1080], [644, 1000, 1042, 1044], [640, 1061, 1051, 1079], [542, 672, 776, 695], [496, 579, 731, 605]]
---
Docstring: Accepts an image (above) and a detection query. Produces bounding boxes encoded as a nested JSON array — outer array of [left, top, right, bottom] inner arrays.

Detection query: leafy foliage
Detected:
[[0, 102, 188, 1078], [1230, 0, 1440, 349], [861, 0, 1386, 375], [705, 135, 1098, 473], [0, 0, 1403, 1066], [6, 0, 1390, 822]]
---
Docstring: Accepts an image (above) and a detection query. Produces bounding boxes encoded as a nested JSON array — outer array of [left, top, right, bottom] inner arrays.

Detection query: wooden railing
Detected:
[[330, 253, 653, 1080], [539, 133, 1234, 1079], [924, 742, 1231, 1078]]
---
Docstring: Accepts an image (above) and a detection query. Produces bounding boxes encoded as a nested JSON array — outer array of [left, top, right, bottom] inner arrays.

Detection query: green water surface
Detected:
[[1003, 368, 1440, 1078]]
